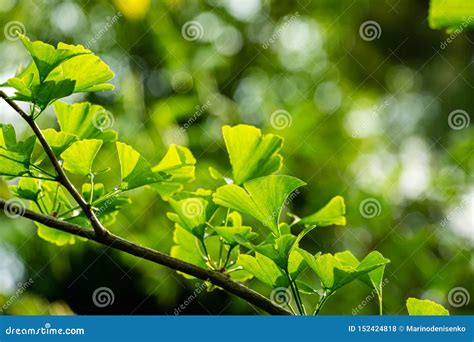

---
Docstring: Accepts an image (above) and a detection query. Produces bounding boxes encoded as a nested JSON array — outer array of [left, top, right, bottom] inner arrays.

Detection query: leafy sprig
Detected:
[[0, 36, 449, 316]]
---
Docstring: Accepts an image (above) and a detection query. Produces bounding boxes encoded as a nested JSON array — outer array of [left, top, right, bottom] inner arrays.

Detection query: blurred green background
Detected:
[[0, 0, 472, 315]]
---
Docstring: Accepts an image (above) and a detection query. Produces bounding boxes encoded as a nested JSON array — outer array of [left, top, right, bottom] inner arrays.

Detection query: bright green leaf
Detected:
[[300, 196, 346, 226], [222, 125, 284, 184], [213, 175, 306, 235], [41, 128, 77, 157], [429, 0, 474, 31], [406, 298, 449, 315], [0, 124, 36, 177], [213, 212, 258, 248], [61, 139, 102, 176], [237, 253, 289, 288], [116, 142, 164, 190], [54, 101, 117, 142], [150, 144, 196, 199]]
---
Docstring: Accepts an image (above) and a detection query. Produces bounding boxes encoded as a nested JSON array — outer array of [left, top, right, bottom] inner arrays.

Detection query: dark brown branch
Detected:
[[0, 91, 108, 238], [0, 199, 291, 315]]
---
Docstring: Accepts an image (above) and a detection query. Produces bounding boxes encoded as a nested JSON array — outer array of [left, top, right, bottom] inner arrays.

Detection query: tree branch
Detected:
[[0, 91, 109, 238], [0, 198, 291, 315]]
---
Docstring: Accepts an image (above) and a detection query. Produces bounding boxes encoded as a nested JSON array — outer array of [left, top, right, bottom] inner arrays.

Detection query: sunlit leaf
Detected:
[[213, 175, 305, 235], [300, 196, 346, 226], [61, 139, 102, 176], [222, 125, 284, 184], [0, 124, 36, 177], [302, 250, 390, 293], [116, 142, 164, 190], [237, 253, 289, 288], [213, 212, 258, 248], [406, 298, 449, 315], [150, 144, 196, 199], [429, 0, 474, 31], [54, 101, 117, 142], [41, 128, 77, 158]]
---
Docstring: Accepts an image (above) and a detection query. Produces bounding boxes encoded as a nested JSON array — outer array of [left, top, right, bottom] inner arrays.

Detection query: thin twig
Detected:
[[0, 91, 109, 238], [0, 199, 291, 316]]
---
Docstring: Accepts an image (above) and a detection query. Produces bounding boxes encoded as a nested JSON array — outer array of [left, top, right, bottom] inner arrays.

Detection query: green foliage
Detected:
[[1, 35, 452, 316], [406, 298, 449, 316], [429, 0, 474, 31], [5, 36, 114, 110]]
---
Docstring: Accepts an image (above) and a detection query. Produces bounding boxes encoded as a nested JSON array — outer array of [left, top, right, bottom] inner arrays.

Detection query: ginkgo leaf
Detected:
[[20, 35, 88, 82], [213, 212, 258, 248], [4, 36, 114, 108], [213, 175, 306, 235], [116, 142, 165, 190], [41, 128, 77, 157], [61, 139, 102, 176], [406, 298, 449, 316], [0, 124, 36, 177], [302, 250, 390, 293], [10, 177, 41, 201], [222, 125, 284, 184], [150, 144, 196, 199], [54, 101, 117, 142], [300, 196, 346, 226], [245, 234, 297, 270], [167, 190, 216, 240], [429, 0, 474, 31], [237, 253, 289, 288], [171, 224, 209, 279]]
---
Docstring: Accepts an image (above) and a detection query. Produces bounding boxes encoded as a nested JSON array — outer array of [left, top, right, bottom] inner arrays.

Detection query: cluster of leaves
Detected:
[[0, 36, 449, 316]]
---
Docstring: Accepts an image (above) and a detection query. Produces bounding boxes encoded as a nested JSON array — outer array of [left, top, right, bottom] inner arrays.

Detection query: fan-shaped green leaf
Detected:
[[237, 253, 289, 288], [150, 144, 196, 199], [213, 175, 305, 235], [222, 125, 284, 184], [116, 142, 164, 190], [0, 124, 36, 177], [406, 298, 449, 315], [54, 101, 117, 142], [213, 212, 258, 248], [300, 196, 346, 226], [61, 139, 102, 176]]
